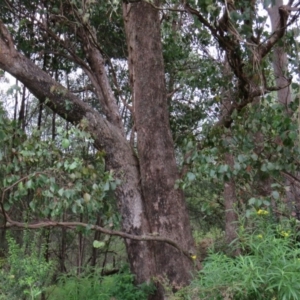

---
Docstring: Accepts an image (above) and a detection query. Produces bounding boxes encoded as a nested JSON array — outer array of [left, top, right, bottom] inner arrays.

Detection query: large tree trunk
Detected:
[[0, 16, 153, 279], [220, 58, 240, 250], [123, 1, 195, 295], [0, 4, 195, 296]]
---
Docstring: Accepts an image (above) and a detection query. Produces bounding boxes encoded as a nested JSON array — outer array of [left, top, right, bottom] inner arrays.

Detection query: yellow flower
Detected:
[[191, 255, 197, 260], [257, 234, 263, 239], [280, 230, 290, 238], [257, 209, 269, 216]]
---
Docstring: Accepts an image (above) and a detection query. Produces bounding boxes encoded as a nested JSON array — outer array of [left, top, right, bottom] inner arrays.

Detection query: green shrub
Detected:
[[0, 232, 54, 300], [190, 213, 300, 300], [49, 265, 155, 300]]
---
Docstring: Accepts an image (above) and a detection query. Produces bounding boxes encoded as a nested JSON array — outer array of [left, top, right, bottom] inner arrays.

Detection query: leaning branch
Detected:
[[0, 19, 129, 154]]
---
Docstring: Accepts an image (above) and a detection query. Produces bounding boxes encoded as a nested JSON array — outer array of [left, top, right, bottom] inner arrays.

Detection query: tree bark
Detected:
[[123, 2, 195, 294], [267, 0, 292, 110], [18, 84, 26, 130], [224, 152, 239, 254], [220, 58, 239, 250], [0, 3, 195, 296], [267, 1, 300, 216], [0, 16, 154, 287]]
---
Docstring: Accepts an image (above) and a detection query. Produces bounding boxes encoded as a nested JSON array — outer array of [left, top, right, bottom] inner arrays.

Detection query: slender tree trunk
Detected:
[[267, 0, 291, 110], [37, 102, 43, 130], [60, 212, 67, 273], [101, 235, 112, 276], [77, 213, 84, 276], [41, 228, 51, 300], [51, 112, 56, 141], [41, 115, 56, 300], [13, 79, 18, 123], [224, 152, 239, 254], [220, 58, 239, 249], [18, 85, 26, 130], [267, 1, 299, 215], [123, 2, 195, 296], [90, 215, 102, 268]]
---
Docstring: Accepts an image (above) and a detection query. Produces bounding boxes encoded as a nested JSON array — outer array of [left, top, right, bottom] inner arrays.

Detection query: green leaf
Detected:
[[230, 11, 241, 22], [187, 172, 196, 181], [71, 204, 77, 214], [25, 179, 33, 189], [62, 139, 70, 149], [69, 161, 77, 170], [237, 154, 246, 163], [103, 182, 110, 191], [65, 189, 72, 199], [234, 162, 241, 171], [29, 201, 36, 211], [18, 181, 24, 191], [245, 209, 252, 218], [209, 170, 216, 178], [219, 165, 229, 173], [110, 181, 117, 190], [3, 203, 11, 211], [248, 198, 256, 205], [272, 191, 280, 200], [93, 240, 105, 249], [288, 131, 297, 141], [58, 188, 64, 197], [251, 153, 258, 161], [261, 164, 267, 172], [83, 193, 91, 203]]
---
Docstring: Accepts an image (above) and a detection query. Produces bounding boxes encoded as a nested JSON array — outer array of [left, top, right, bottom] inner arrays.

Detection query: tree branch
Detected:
[[260, 5, 291, 58], [3, 216, 193, 261], [183, 2, 219, 37], [0, 19, 151, 256], [0, 19, 128, 150]]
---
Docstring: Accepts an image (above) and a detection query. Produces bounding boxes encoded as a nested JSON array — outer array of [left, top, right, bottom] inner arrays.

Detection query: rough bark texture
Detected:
[[267, 0, 292, 109], [0, 17, 154, 286], [79, 29, 123, 131], [220, 59, 239, 249], [123, 0, 195, 293], [268, 0, 300, 215], [224, 152, 239, 252], [0, 2, 196, 296]]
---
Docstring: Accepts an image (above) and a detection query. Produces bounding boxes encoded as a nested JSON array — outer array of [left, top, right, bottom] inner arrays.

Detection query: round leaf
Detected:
[[93, 240, 105, 249], [62, 139, 70, 149]]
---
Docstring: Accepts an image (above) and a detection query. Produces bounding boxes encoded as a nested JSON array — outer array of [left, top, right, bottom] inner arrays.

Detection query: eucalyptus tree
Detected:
[[0, 1, 195, 299]]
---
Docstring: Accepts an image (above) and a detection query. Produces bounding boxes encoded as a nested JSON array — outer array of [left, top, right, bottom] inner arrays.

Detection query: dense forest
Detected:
[[1, 0, 300, 299]]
